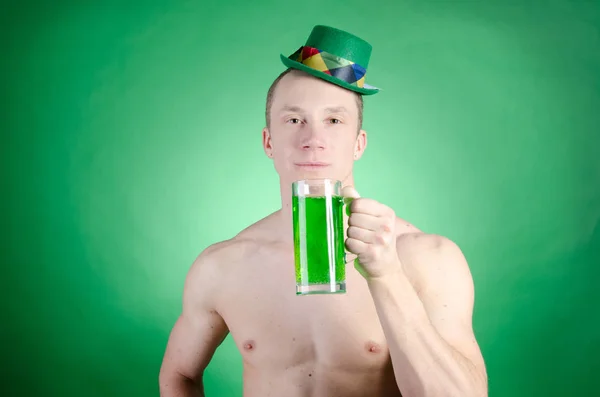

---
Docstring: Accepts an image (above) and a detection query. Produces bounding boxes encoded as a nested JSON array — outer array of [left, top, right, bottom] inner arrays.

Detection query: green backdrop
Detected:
[[2, 1, 599, 396]]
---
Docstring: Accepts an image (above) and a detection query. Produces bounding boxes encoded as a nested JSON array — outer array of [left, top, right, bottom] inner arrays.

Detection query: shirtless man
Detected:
[[159, 26, 488, 397]]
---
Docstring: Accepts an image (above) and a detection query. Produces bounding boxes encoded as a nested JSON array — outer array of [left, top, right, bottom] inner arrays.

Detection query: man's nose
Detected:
[[300, 126, 326, 150]]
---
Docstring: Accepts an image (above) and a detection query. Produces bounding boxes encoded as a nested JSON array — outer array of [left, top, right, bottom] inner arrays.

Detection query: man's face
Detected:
[[263, 71, 367, 185]]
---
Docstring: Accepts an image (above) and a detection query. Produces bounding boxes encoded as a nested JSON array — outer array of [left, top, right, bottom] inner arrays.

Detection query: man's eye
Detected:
[[329, 118, 341, 124], [288, 118, 301, 124]]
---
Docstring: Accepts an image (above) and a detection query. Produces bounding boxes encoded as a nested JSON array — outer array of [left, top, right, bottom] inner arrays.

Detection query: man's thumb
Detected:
[[342, 186, 360, 210]]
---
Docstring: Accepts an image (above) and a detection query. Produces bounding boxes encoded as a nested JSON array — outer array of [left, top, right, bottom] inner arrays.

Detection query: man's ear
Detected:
[[263, 127, 273, 158], [354, 129, 367, 159]]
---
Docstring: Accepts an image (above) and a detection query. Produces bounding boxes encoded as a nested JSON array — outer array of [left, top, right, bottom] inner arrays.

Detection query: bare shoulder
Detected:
[[187, 236, 259, 282], [186, 212, 279, 286], [393, 217, 474, 294]]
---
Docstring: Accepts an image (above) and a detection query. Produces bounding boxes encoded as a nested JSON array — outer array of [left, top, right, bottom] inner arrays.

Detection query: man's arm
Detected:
[[159, 245, 230, 397], [367, 233, 488, 397]]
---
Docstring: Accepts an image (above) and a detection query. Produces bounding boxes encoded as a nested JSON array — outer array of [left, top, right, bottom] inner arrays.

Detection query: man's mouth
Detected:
[[294, 162, 330, 169]]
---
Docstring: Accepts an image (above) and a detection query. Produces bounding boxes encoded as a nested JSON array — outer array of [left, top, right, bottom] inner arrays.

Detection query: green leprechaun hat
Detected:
[[280, 25, 380, 95]]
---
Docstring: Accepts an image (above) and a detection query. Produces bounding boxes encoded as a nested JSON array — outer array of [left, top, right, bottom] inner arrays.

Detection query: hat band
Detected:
[[289, 46, 367, 88]]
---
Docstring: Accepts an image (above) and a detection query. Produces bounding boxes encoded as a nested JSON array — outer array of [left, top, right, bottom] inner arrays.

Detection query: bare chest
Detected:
[[217, 253, 391, 372]]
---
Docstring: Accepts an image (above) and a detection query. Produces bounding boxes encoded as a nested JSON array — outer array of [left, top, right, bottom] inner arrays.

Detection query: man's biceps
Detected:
[[426, 300, 482, 353], [165, 314, 227, 374], [183, 308, 229, 340], [424, 289, 473, 330]]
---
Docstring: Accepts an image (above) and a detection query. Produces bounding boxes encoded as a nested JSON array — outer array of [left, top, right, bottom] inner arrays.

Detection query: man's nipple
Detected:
[[365, 340, 382, 354], [243, 340, 255, 351]]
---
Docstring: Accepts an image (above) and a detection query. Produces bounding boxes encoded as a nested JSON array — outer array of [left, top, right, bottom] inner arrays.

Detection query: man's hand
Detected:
[[342, 186, 403, 280]]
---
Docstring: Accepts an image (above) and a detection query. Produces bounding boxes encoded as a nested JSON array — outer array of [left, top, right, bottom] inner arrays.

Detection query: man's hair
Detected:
[[265, 68, 364, 131]]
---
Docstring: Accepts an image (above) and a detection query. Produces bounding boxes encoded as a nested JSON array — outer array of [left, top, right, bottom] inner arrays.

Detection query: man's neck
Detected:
[[276, 174, 356, 243]]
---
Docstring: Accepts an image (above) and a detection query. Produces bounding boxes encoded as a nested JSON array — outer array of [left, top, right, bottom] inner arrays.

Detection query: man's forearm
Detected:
[[367, 271, 487, 397], [159, 373, 204, 397]]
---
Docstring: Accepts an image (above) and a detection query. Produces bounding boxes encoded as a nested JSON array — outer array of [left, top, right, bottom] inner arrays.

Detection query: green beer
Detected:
[[292, 179, 346, 295]]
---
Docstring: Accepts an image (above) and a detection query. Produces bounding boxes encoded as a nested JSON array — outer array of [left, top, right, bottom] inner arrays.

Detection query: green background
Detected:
[[2, 1, 599, 396]]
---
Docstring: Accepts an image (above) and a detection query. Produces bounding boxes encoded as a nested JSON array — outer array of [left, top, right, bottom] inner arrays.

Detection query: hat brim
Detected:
[[280, 54, 380, 96]]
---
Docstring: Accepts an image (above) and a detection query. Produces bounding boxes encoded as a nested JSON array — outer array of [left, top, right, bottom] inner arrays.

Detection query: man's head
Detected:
[[262, 68, 367, 184]]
